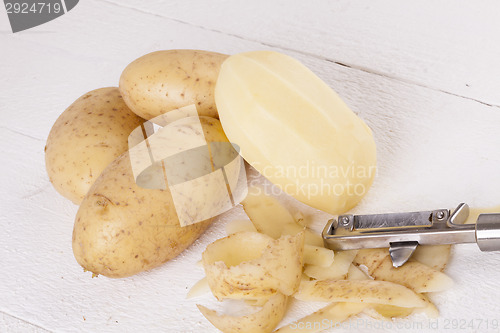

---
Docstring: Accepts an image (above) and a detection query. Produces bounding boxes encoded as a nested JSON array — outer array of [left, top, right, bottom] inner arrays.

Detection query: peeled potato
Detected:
[[45, 87, 144, 204], [215, 51, 377, 214], [296, 279, 426, 308], [197, 293, 288, 333], [72, 116, 229, 278], [202, 232, 304, 300], [119, 50, 228, 120]]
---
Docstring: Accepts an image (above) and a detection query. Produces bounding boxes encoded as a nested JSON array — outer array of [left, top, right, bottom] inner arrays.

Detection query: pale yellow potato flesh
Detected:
[[303, 245, 335, 267], [119, 50, 227, 120], [304, 250, 357, 280], [242, 186, 298, 239], [412, 293, 439, 318], [197, 293, 288, 333], [353, 248, 390, 276], [215, 51, 377, 214], [242, 187, 324, 246], [369, 292, 438, 319], [45, 87, 144, 204], [347, 264, 370, 281], [412, 245, 452, 272], [72, 117, 228, 278], [187, 277, 210, 299], [372, 304, 413, 319], [202, 232, 304, 300], [275, 302, 367, 333], [296, 280, 426, 308], [225, 219, 258, 235]]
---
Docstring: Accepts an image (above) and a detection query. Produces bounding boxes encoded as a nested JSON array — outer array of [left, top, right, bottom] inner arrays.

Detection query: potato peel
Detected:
[[370, 256, 453, 293], [354, 248, 453, 293], [412, 244, 452, 272], [304, 250, 357, 280], [275, 302, 367, 333], [203, 232, 305, 300], [197, 293, 288, 333], [295, 279, 426, 308], [242, 187, 324, 247]]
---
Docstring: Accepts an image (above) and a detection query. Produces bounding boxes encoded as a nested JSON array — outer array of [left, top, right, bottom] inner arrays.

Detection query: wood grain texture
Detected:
[[1, 1, 500, 332], [103, 0, 500, 107]]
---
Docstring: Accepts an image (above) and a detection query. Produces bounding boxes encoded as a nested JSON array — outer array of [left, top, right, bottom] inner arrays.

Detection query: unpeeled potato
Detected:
[[72, 116, 230, 278], [45, 87, 144, 204], [119, 50, 228, 120]]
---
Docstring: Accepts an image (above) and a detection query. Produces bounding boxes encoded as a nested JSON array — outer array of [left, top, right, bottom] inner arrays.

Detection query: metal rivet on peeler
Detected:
[[436, 211, 445, 220], [340, 216, 350, 226]]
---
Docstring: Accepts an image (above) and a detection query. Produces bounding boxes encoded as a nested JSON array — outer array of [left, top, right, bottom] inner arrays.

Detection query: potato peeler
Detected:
[[322, 203, 500, 267]]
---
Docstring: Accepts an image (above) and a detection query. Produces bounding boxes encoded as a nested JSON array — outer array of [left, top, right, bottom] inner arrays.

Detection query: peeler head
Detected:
[[321, 203, 500, 267]]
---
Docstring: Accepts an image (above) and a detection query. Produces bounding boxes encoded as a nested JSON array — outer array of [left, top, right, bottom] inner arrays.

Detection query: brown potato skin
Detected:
[[72, 117, 228, 278], [45, 87, 145, 204], [119, 50, 228, 120]]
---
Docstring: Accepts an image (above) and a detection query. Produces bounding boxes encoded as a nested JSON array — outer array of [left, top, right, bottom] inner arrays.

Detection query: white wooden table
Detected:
[[2, 1, 500, 332]]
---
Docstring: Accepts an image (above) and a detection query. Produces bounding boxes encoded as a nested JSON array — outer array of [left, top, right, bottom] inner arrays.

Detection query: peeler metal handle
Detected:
[[322, 203, 500, 267]]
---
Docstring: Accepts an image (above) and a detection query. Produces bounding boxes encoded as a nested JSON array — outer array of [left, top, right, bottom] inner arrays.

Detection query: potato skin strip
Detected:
[[203, 232, 305, 300], [295, 280, 426, 308], [275, 302, 367, 333], [197, 293, 288, 333]]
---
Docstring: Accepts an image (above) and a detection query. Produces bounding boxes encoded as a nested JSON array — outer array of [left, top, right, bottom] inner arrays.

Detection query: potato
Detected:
[[119, 50, 228, 120], [202, 232, 305, 300], [215, 51, 377, 214], [45, 87, 144, 204], [197, 293, 288, 333], [72, 116, 229, 278]]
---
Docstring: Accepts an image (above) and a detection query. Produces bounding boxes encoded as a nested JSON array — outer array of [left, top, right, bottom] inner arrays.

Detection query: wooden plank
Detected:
[[0, 312, 51, 333], [102, 0, 500, 106]]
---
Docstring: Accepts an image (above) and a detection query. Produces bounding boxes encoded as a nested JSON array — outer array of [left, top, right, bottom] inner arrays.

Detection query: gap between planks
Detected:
[[0, 310, 52, 333], [98, 0, 500, 110]]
